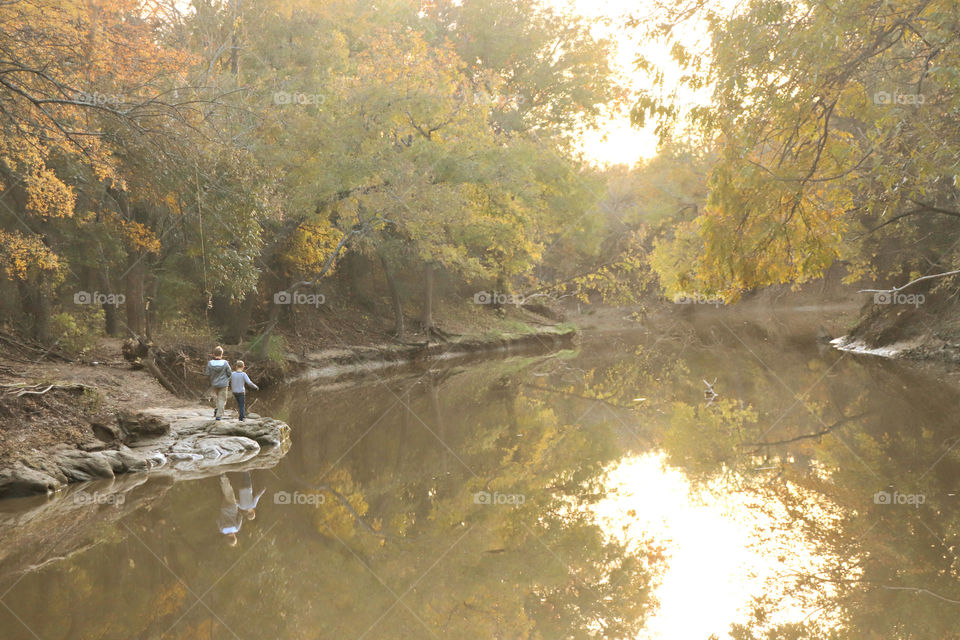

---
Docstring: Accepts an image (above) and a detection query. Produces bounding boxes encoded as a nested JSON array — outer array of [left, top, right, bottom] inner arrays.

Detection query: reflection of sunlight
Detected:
[[593, 452, 831, 639]]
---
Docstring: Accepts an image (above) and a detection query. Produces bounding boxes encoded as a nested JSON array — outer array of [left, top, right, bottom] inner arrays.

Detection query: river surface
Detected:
[[1, 313, 959, 639]]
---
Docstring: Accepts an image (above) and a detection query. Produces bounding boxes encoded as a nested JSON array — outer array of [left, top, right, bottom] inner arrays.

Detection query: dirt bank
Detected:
[[837, 290, 960, 363], [0, 339, 192, 467]]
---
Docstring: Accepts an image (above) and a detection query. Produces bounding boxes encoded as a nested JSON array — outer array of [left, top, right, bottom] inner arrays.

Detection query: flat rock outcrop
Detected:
[[0, 408, 290, 499]]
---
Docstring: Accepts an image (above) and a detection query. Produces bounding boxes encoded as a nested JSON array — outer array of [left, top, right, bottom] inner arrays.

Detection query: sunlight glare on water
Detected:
[[594, 452, 835, 639]]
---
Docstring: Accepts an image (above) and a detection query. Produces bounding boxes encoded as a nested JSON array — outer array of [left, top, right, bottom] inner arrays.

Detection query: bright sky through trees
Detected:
[[560, 0, 716, 166]]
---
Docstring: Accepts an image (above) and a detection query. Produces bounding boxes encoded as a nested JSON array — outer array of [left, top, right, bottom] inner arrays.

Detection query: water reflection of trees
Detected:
[[0, 357, 661, 640], [7, 325, 960, 639], [538, 323, 960, 639], [264, 362, 663, 639], [263, 328, 960, 639]]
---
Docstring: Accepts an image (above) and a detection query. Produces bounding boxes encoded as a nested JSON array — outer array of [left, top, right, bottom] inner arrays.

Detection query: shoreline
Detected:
[[16, 296, 960, 503], [0, 325, 579, 499], [287, 326, 579, 381]]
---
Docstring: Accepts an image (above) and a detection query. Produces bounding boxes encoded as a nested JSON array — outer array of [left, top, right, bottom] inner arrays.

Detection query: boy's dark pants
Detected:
[[233, 392, 246, 420]]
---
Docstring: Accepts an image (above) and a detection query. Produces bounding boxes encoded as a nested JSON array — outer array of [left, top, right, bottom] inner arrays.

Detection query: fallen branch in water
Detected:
[[745, 411, 871, 448], [859, 269, 960, 294]]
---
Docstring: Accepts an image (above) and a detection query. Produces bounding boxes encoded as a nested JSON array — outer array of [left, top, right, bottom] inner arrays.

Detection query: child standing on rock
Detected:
[[205, 346, 232, 421], [229, 360, 259, 421]]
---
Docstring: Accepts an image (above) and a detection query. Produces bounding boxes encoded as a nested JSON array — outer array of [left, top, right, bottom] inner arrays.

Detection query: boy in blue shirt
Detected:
[[229, 360, 259, 421]]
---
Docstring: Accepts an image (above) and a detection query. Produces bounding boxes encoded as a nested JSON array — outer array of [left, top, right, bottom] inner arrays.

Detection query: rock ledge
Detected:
[[0, 408, 291, 499]]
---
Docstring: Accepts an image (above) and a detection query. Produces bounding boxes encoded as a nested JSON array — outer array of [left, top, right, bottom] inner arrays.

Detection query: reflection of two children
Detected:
[[217, 472, 266, 546]]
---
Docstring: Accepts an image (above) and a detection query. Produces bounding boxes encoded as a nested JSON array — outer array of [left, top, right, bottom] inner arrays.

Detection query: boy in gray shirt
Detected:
[[204, 346, 231, 420], [229, 360, 258, 421]]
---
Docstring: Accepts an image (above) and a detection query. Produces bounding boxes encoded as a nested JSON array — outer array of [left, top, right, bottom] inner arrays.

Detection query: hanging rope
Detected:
[[195, 162, 213, 321]]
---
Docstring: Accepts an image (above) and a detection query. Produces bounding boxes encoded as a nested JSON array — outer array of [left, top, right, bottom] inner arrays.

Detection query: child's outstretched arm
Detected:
[[244, 372, 259, 391]]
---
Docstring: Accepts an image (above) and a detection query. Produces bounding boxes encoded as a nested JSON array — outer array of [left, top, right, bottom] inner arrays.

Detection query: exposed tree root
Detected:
[[0, 383, 94, 398]]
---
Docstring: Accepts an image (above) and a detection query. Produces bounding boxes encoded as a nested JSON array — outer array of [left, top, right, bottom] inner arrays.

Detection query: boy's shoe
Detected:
[[215, 417, 222, 421]]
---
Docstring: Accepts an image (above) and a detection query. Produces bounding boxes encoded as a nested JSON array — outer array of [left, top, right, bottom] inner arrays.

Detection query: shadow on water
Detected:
[[1, 314, 960, 638]]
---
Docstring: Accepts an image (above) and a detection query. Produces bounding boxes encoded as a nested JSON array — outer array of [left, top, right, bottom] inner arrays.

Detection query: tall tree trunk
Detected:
[[17, 277, 50, 343], [227, 295, 257, 345], [494, 273, 507, 311], [101, 246, 119, 335], [421, 262, 435, 341], [124, 253, 146, 337], [380, 252, 404, 339], [94, 244, 120, 335], [85, 264, 117, 336], [259, 297, 282, 356], [211, 294, 255, 344], [103, 301, 120, 336], [257, 270, 286, 357]]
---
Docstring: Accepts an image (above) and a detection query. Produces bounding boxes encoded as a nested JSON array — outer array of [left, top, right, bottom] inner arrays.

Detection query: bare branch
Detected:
[[860, 270, 960, 294]]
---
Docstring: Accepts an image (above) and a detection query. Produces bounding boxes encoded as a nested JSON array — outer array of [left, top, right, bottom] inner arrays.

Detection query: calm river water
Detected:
[[1, 313, 959, 639]]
